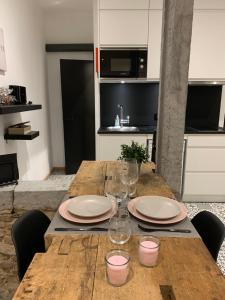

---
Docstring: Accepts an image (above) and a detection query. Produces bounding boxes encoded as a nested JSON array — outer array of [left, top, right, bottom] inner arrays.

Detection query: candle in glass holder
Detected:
[[105, 250, 130, 286], [138, 236, 160, 267]]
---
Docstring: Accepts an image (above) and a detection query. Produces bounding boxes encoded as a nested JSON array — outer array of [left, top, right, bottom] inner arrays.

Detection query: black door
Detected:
[[60, 59, 95, 174]]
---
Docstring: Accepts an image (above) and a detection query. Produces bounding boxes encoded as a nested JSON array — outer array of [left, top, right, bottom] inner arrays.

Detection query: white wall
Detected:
[[43, 2, 94, 167], [46, 52, 93, 167], [0, 0, 51, 180], [44, 11, 93, 44]]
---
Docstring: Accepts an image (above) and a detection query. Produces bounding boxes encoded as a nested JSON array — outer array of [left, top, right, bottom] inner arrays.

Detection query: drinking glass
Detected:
[[120, 158, 139, 197], [108, 209, 131, 245], [105, 174, 128, 207]]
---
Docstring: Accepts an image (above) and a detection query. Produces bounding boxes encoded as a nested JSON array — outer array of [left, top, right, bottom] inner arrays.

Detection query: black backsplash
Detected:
[[185, 85, 222, 130], [100, 82, 222, 131], [100, 82, 159, 127]]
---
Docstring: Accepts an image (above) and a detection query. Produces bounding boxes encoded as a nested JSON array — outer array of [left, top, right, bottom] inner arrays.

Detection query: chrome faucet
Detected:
[[117, 104, 124, 127], [117, 104, 130, 127]]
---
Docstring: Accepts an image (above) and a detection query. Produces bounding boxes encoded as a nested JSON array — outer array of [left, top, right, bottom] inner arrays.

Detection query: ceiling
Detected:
[[38, 0, 93, 11]]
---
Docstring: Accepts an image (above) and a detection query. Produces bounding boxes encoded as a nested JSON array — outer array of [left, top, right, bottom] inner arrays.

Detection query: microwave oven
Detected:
[[100, 48, 147, 78]]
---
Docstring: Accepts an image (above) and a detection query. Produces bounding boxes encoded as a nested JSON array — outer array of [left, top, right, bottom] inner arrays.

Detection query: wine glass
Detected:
[[105, 173, 128, 207], [120, 158, 139, 197], [108, 209, 131, 245]]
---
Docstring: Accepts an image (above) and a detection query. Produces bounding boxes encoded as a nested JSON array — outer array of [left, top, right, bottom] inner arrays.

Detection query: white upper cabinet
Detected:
[[149, 0, 163, 9], [147, 10, 162, 78], [100, 0, 149, 10], [99, 10, 149, 46], [189, 10, 225, 79]]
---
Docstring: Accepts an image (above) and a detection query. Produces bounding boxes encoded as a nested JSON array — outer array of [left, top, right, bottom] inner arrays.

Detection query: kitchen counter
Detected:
[[185, 127, 225, 134], [98, 126, 155, 134], [98, 126, 225, 134]]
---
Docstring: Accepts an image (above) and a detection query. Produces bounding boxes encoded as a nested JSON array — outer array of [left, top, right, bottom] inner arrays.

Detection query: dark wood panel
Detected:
[[0, 104, 42, 114], [60, 60, 95, 174], [46, 44, 94, 52], [4, 131, 39, 140]]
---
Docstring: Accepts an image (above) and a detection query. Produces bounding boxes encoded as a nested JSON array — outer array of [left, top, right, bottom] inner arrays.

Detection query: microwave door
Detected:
[[110, 57, 135, 77], [100, 50, 138, 78]]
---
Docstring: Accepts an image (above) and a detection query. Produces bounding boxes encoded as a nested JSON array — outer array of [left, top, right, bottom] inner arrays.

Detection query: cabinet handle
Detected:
[[181, 139, 188, 197], [96, 47, 99, 73]]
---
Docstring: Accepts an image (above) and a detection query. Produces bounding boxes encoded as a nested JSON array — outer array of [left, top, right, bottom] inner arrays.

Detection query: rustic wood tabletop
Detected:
[[12, 161, 225, 299], [13, 234, 225, 300]]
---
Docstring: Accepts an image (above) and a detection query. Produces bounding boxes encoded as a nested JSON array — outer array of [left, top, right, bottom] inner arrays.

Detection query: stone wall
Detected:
[[0, 209, 18, 300], [0, 208, 56, 300], [0, 180, 70, 300]]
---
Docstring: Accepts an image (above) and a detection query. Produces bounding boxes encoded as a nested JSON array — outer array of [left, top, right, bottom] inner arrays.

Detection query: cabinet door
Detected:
[[99, 10, 149, 46], [186, 148, 225, 172], [100, 0, 149, 9], [187, 135, 225, 147], [147, 10, 162, 79], [189, 11, 225, 78], [98, 135, 148, 161], [183, 135, 225, 202], [183, 172, 225, 195]]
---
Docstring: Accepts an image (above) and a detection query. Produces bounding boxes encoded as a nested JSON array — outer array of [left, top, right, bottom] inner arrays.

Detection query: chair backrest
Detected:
[[11, 210, 50, 281], [191, 210, 225, 261]]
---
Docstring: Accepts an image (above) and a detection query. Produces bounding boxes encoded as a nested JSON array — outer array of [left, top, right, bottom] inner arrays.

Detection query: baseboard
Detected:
[[43, 167, 66, 180]]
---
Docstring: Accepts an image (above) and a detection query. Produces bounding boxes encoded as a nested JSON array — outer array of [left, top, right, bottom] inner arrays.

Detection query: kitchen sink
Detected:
[[106, 126, 139, 132]]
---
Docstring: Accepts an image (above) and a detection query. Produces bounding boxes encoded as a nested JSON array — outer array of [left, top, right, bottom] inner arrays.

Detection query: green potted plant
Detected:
[[118, 141, 149, 166]]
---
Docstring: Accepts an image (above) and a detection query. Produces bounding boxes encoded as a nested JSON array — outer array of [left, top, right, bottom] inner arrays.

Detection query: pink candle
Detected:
[[106, 251, 129, 286], [138, 237, 160, 267]]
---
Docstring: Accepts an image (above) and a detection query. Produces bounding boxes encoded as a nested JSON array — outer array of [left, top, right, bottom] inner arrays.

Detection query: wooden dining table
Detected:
[[12, 161, 225, 300]]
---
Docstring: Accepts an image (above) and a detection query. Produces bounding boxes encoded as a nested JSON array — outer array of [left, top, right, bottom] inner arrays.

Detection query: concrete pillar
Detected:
[[156, 0, 194, 198]]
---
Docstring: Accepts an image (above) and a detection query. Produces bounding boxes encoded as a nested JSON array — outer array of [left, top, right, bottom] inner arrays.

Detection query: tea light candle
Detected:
[[138, 236, 160, 267], [106, 251, 130, 286]]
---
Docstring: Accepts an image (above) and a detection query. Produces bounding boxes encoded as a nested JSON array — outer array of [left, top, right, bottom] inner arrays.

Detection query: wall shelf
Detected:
[[4, 131, 39, 140], [0, 104, 42, 114]]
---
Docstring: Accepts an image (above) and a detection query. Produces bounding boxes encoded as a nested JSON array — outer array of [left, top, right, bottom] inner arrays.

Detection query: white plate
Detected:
[[135, 196, 181, 219], [127, 198, 187, 224], [59, 199, 117, 224], [67, 195, 112, 218]]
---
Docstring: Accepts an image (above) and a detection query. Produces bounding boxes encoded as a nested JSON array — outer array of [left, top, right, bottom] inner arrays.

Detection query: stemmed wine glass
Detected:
[[120, 158, 139, 197], [105, 173, 128, 208]]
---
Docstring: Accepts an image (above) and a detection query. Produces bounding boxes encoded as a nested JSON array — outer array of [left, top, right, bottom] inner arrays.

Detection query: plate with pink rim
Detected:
[[127, 197, 187, 224], [59, 199, 117, 224], [135, 196, 181, 219]]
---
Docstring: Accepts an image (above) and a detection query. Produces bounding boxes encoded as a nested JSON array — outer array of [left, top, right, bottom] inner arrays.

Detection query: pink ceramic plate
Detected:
[[59, 199, 117, 224], [127, 198, 187, 224]]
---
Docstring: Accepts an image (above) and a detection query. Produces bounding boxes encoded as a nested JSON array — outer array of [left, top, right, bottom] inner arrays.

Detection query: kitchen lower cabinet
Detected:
[[97, 135, 150, 161], [183, 135, 225, 202]]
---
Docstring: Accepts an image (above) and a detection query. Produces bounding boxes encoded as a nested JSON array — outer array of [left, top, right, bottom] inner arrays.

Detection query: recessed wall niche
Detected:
[[100, 82, 159, 127]]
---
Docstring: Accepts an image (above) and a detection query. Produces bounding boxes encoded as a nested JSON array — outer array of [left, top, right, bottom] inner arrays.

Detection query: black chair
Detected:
[[11, 210, 50, 281], [191, 210, 225, 261]]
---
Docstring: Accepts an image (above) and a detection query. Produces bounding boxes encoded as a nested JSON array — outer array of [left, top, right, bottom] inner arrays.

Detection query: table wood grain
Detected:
[[13, 235, 225, 300], [68, 161, 173, 198], [12, 161, 225, 299]]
